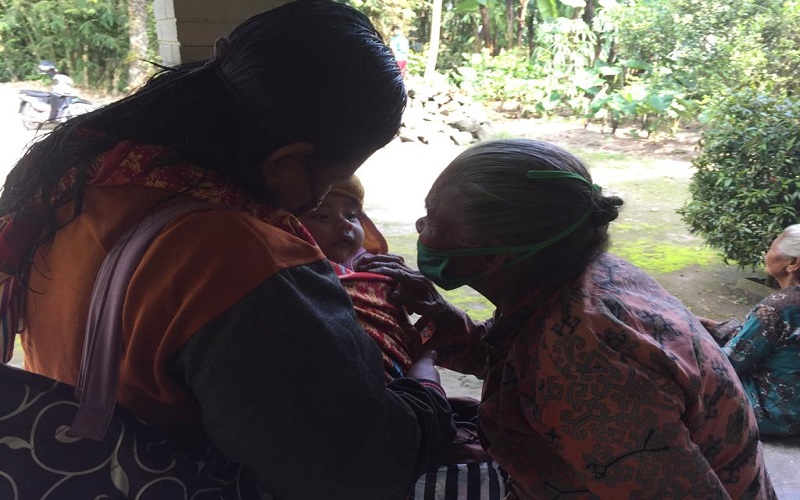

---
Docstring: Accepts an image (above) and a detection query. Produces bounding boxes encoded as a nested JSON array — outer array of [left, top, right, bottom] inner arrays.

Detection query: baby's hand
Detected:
[[696, 316, 718, 330], [406, 350, 440, 384]]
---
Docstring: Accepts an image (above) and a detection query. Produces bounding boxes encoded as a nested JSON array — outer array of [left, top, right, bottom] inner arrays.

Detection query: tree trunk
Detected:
[[581, 0, 597, 28], [506, 0, 515, 48], [473, 17, 483, 52], [424, 0, 443, 82], [479, 4, 494, 54], [582, 0, 601, 60], [517, 0, 529, 50], [128, 0, 150, 90], [527, 8, 536, 58]]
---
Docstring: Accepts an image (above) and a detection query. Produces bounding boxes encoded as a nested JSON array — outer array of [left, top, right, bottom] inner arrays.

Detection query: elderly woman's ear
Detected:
[[787, 257, 800, 274], [481, 247, 516, 273], [482, 253, 508, 273]]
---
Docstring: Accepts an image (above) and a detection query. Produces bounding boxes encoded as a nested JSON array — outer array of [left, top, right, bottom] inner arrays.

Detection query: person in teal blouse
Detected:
[[707, 224, 800, 437]]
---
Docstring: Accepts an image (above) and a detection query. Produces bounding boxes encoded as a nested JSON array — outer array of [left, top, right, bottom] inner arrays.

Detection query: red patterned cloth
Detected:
[[335, 266, 420, 383], [0, 140, 313, 362], [437, 254, 775, 499]]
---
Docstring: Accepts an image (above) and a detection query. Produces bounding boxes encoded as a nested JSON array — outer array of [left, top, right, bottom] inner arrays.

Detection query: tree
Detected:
[[505, 0, 514, 48], [478, 3, 494, 53], [0, 0, 129, 90], [516, 0, 529, 47], [609, 0, 790, 100], [424, 0, 443, 80], [680, 91, 800, 270], [127, 0, 149, 89]]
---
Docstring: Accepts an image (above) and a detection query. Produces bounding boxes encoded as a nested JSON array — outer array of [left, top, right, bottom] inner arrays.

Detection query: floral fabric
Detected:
[[724, 285, 800, 437]]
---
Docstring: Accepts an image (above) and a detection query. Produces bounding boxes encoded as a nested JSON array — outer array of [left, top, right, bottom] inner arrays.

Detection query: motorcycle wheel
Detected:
[[63, 102, 95, 120], [19, 102, 42, 130]]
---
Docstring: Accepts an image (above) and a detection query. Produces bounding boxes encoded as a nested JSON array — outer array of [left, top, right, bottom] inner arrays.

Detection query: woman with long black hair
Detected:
[[0, 2, 453, 497]]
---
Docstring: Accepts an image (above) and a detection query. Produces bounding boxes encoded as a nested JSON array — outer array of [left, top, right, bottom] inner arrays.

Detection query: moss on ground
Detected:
[[611, 240, 718, 273]]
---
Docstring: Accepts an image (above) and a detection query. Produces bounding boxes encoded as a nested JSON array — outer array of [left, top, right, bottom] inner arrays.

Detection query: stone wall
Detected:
[[399, 76, 495, 147]]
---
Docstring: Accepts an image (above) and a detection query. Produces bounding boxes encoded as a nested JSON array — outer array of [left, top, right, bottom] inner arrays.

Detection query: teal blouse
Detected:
[[724, 285, 800, 437]]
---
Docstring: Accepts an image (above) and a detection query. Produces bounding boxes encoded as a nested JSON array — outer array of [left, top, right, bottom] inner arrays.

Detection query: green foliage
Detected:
[[342, 0, 424, 41], [0, 0, 130, 91], [2, 0, 791, 123], [587, 77, 695, 136], [609, 0, 800, 100], [532, 17, 595, 73], [454, 44, 692, 134], [455, 48, 541, 102], [433, 0, 800, 134], [406, 49, 426, 77], [679, 91, 800, 270]]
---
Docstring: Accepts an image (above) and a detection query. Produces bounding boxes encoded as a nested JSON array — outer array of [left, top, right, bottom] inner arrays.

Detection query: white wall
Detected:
[[153, 0, 288, 65]]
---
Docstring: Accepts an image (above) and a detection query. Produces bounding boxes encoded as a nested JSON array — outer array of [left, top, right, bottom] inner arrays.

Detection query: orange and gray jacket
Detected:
[[23, 183, 454, 499]]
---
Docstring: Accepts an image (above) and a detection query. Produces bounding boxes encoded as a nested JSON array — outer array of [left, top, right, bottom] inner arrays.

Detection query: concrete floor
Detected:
[[764, 437, 800, 499]]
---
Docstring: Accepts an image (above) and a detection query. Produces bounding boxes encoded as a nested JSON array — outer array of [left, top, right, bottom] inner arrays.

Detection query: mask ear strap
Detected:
[[501, 207, 593, 267]]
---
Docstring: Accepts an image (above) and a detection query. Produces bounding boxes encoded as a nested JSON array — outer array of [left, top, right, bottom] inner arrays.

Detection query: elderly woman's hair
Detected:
[[776, 224, 800, 258], [431, 139, 624, 286]]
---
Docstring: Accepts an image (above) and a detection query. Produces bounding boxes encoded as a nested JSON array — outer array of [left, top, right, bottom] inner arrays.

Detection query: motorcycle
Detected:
[[18, 61, 95, 130]]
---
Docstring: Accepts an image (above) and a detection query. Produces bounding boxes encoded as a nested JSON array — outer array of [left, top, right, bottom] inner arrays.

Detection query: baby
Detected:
[[302, 176, 506, 498], [300, 176, 420, 381]]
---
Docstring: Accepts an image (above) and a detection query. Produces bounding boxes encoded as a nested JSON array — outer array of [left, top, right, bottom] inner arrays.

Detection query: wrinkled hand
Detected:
[[357, 253, 466, 351], [345, 249, 402, 270], [406, 350, 440, 384], [696, 316, 718, 331], [356, 253, 447, 320]]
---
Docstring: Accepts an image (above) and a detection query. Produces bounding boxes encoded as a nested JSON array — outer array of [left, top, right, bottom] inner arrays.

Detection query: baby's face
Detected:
[[300, 193, 365, 264]]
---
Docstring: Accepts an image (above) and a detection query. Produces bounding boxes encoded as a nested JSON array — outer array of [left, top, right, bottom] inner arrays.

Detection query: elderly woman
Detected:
[[704, 225, 800, 438], [361, 139, 775, 499]]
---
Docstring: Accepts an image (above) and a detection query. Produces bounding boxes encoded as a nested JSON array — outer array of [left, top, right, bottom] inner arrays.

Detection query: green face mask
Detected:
[[416, 170, 597, 291]]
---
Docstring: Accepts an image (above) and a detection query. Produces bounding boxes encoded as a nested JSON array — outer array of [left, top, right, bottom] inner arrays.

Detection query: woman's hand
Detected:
[[357, 254, 481, 362], [356, 253, 451, 322], [696, 316, 719, 330], [406, 350, 440, 384]]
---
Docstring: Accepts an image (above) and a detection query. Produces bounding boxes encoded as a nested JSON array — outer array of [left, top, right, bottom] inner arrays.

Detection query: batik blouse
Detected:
[[436, 253, 775, 499], [724, 285, 800, 437]]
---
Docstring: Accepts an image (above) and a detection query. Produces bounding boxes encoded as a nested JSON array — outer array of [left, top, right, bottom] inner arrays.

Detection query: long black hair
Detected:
[[0, 0, 405, 231]]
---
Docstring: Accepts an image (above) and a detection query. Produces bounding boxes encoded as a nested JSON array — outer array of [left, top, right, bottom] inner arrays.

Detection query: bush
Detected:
[[679, 90, 800, 270]]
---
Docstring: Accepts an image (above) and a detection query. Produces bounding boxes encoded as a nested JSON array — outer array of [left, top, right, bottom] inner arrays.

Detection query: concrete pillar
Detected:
[[153, 0, 288, 65]]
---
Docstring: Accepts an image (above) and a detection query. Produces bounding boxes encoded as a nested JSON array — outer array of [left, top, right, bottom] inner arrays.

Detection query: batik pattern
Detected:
[[338, 269, 420, 381], [467, 254, 774, 499], [724, 286, 800, 437], [0, 363, 260, 499]]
